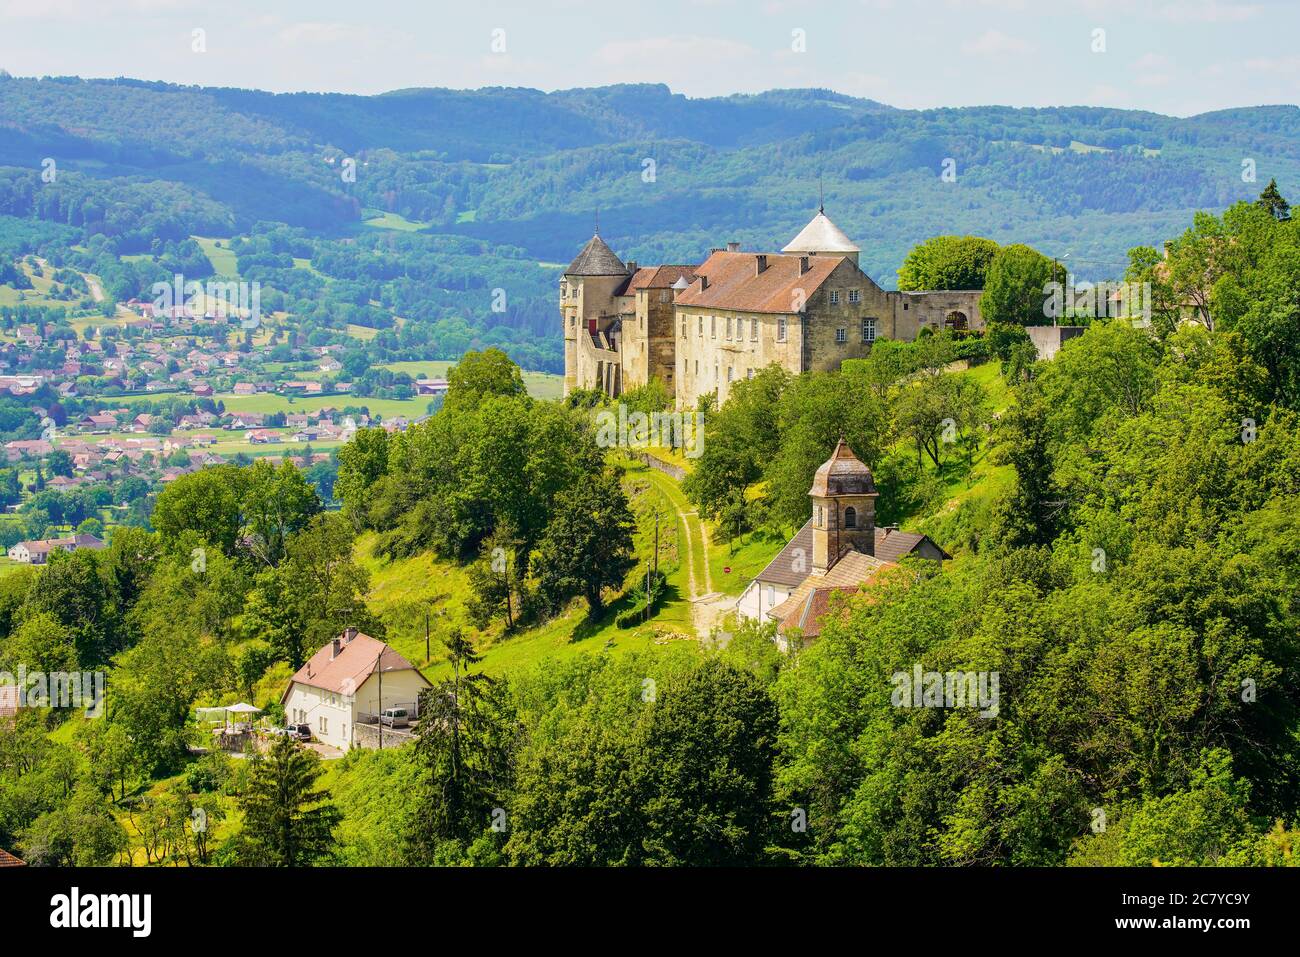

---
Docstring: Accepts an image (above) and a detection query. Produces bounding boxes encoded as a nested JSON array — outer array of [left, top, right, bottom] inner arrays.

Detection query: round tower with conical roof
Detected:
[[808, 438, 878, 572], [561, 231, 629, 396]]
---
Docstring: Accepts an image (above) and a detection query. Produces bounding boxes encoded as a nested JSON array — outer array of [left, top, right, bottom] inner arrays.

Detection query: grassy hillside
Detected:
[[352, 361, 1016, 686]]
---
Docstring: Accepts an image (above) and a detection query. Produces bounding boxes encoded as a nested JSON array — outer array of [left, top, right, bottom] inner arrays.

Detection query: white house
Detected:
[[7, 533, 106, 565], [280, 628, 431, 752]]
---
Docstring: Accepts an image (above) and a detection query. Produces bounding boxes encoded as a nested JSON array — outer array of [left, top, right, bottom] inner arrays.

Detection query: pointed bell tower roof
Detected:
[[783, 209, 860, 255], [565, 233, 628, 277], [809, 438, 876, 497]]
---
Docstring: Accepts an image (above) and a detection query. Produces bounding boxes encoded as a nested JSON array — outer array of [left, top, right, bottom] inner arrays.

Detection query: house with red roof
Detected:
[[281, 628, 431, 751]]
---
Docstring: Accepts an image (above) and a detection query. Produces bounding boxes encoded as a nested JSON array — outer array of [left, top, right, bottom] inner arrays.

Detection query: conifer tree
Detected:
[[237, 735, 340, 866]]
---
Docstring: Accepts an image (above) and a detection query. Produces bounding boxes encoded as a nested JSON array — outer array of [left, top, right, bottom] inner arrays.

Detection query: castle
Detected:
[[561, 208, 984, 408]]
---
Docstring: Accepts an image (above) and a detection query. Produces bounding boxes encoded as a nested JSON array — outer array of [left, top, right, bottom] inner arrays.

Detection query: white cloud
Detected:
[[1155, 1, 1260, 23], [0, 0, 192, 20], [1086, 83, 1129, 105], [594, 35, 755, 67], [1133, 52, 1174, 85], [278, 22, 352, 46], [961, 29, 1032, 56], [1244, 55, 1300, 74]]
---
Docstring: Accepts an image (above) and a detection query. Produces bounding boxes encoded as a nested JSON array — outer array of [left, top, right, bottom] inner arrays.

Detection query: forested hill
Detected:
[[2, 75, 1298, 281]]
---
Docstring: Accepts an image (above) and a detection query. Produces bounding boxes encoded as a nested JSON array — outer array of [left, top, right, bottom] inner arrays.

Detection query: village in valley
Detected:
[[0, 286, 467, 567]]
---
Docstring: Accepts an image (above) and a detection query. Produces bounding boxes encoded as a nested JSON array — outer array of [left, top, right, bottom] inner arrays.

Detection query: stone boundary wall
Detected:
[[354, 722, 415, 750], [635, 451, 686, 481]]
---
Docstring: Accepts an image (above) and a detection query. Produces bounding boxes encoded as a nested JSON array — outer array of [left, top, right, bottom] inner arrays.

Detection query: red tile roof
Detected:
[[624, 265, 697, 292], [281, 630, 427, 702], [0, 848, 25, 867], [778, 585, 860, 638], [673, 250, 841, 314]]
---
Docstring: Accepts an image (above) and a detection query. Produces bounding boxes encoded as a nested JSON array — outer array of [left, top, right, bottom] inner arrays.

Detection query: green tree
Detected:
[[1257, 177, 1290, 221], [638, 659, 779, 865], [764, 368, 890, 528], [444, 347, 526, 415], [465, 524, 524, 631], [152, 465, 245, 555], [531, 468, 636, 614], [243, 513, 378, 667], [897, 235, 999, 291], [236, 734, 340, 866], [334, 426, 389, 525], [241, 458, 322, 566], [408, 629, 515, 862], [978, 243, 1062, 326]]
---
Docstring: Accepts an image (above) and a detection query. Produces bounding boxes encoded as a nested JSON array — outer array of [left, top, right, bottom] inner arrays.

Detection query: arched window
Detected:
[[844, 506, 857, 529]]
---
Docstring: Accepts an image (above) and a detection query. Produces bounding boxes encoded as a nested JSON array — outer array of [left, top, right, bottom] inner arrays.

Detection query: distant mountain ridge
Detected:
[[1, 75, 1297, 282]]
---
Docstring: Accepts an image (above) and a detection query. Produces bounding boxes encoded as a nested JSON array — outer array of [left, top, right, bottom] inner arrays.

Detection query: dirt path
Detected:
[[696, 517, 714, 595], [635, 462, 740, 639], [671, 497, 700, 602]]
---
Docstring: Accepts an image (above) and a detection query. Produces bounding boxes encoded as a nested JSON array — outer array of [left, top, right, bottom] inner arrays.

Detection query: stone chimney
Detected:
[[626, 260, 637, 274], [331, 638, 342, 659], [799, 256, 811, 275], [755, 254, 768, 276], [699, 275, 709, 291], [726, 241, 740, 252], [344, 626, 358, 642]]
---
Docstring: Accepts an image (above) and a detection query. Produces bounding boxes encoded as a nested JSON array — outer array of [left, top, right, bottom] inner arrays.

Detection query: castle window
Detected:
[[695, 360, 699, 375], [863, 317, 877, 342], [815, 505, 822, 527], [711, 316, 716, 339], [751, 317, 759, 341], [660, 290, 670, 303], [766, 584, 775, 605], [836, 328, 847, 344], [849, 289, 861, 304], [747, 368, 754, 379], [903, 302, 909, 311], [844, 506, 857, 529], [727, 367, 734, 382], [777, 317, 787, 341], [830, 291, 840, 305], [726, 316, 733, 340], [681, 320, 686, 338], [698, 316, 703, 336]]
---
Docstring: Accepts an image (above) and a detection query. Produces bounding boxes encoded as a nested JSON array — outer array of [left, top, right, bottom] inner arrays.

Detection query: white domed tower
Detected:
[[782, 206, 861, 267], [808, 438, 877, 572]]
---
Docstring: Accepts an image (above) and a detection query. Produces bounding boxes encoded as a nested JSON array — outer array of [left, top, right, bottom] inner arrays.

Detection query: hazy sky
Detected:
[[1, 0, 1296, 116]]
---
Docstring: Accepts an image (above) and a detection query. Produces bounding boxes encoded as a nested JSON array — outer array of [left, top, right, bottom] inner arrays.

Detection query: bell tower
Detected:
[[809, 438, 878, 573]]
